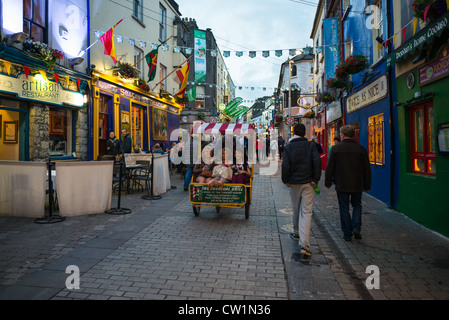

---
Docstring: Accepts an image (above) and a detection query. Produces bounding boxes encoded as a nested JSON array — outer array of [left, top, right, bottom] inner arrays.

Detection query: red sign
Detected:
[[419, 45, 449, 86]]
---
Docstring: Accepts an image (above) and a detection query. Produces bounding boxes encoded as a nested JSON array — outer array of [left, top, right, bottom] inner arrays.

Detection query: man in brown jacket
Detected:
[[325, 125, 371, 241]]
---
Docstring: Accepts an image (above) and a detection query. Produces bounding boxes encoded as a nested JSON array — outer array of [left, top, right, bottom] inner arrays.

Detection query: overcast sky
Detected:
[[175, 0, 318, 105]]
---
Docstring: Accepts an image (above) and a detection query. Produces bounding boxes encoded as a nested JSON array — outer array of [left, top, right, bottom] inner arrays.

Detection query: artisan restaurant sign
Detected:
[[0, 73, 84, 107]]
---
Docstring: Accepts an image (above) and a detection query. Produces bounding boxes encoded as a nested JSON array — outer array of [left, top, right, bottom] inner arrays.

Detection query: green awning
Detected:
[[386, 10, 449, 69]]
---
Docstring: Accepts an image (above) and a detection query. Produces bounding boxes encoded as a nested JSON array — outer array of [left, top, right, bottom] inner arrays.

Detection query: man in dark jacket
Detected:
[[282, 123, 322, 257], [121, 129, 132, 154], [325, 125, 371, 241]]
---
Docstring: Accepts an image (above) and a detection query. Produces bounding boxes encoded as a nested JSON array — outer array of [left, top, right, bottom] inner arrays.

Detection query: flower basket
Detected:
[[316, 91, 335, 104], [345, 55, 368, 74], [412, 0, 447, 23], [304, 111, 315, 119], [116, 61, 139, 79], [135, 78, 150, 92], [23, 39, 64, 70], [335, 61, 349, 81], [327, 77, 347, 89]]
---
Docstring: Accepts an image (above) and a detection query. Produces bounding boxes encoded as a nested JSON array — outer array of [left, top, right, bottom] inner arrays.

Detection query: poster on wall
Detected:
[[194, 30, 207, 83], [50, 0, 88, 59], [152, 108, 168, 141]]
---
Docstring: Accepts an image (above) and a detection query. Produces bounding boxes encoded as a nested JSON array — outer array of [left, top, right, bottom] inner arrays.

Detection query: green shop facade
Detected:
[[387, 11, 449, 237]]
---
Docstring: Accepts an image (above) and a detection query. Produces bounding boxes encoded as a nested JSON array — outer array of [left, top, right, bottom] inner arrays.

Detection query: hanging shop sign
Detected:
[[0, 73, 84, 107], [323, 18, 340, 80], [194, 30, 207, 83], [347, 75, 388, 114], [419, 44, 449, 86], [326, 101, 342, 123]]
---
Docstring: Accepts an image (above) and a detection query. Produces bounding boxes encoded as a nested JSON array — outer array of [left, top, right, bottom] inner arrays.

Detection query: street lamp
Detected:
[[288, 56, 293, 118]]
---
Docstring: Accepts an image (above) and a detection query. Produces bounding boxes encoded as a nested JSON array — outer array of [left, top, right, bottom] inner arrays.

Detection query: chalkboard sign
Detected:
[[190, 184, 246, 204]]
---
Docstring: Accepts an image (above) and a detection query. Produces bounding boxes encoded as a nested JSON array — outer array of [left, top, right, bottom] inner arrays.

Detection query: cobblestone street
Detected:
[[1, 163, 449, 301]]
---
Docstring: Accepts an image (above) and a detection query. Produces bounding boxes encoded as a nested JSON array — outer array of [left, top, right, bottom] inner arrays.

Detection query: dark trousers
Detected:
[[336, 191, 362, 238]]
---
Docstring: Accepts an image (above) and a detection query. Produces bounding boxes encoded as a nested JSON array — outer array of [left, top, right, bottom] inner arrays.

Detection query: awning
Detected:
[[192, 123, 255, 135], [386, 10, 449, 68]]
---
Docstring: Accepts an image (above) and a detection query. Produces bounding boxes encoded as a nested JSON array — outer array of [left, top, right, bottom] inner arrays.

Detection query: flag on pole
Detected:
[[187, 86, 197, 101], [145, 46, 159, 82], [100, 19, 123, 65], [175, 61, 190, 98]]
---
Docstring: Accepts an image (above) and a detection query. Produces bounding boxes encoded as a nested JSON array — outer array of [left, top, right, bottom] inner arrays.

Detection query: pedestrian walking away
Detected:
[[325, 125, 371, 241], [282, 123, 322, 257]]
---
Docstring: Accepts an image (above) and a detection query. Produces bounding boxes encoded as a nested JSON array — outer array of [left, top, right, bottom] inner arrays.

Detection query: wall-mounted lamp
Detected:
[[68, 57, 84, 68]]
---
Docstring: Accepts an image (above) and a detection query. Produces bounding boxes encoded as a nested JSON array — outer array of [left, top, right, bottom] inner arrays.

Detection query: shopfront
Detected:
[[326, 100, 343, 152], [345, 74, 392, 205], [0, 51, 88, 162], [388, 11, 449, 237], [90, 74, 182, 160]]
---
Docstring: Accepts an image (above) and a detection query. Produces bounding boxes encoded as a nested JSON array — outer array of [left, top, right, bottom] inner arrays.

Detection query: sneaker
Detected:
[[343, 235, 352, 241], [353, 230, 362, 240], [290, 232, 299, 241], [300, 247, 312, 257]]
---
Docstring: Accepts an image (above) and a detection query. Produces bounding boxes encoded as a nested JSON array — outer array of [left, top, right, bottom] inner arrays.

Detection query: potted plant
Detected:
[[335, 61, 349, 81], [327, 77, 347, 89], [23, 38, 64, 70], [116, 61, 139, 79], [345, 55, 368, 74], [412, 0, 447, 23], [135, 78, 150, 92], [316, 91, 335, 104]]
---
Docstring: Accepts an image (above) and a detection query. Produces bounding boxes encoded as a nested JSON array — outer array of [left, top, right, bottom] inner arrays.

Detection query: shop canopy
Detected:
[[192, 123, 255, 136], [386, 10, 449, 69]]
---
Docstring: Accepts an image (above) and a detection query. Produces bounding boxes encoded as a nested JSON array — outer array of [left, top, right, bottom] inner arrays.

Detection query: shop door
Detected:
[[98, 95, 113, 156], [0, 99, 28, 161]]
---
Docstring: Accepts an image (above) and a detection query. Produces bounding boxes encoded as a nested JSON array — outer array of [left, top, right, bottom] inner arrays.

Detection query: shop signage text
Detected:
[[0, 73, 83, 107], [347, 75, 388, 113], [419, 45, 449, 85]]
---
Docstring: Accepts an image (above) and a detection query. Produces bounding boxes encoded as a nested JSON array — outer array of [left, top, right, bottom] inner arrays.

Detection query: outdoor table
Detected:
[[152, 154, 171, 196]]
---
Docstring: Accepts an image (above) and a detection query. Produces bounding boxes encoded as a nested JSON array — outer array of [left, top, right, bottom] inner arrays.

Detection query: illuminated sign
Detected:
[[0, 73, 84, 107], [347, 75, 388, 113]]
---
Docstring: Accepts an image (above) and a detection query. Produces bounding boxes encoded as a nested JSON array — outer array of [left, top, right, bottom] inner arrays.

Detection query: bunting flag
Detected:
[[54, 73, 59, 84], [392, 34, 396, 48], [262, 51, 270, 58], [377, 43, 382, 53], [3, 61, 11, 75], [65, 76, 70, 86], [175, 61, 190, 98], [186, 86, 196, 101], [100, 27, 117, 64], [23, 66, 30, 79], [424, 6, 431, 22], [145, 46, 159, 82], [402, 27, 407, 44], [236, 51, 243, 57], [77, 78, 81, 90], [39, 70, 47, 82], [129, 39, 135, 46], [249, 51, 256, 58], [116, 36, 124, 43], [139, 41, 146, 48], [413, 18, 418, 36], [210, 50, 217, 57], [223, 51, 230, 57]]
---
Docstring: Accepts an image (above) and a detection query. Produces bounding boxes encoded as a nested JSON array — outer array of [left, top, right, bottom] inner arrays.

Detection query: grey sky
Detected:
[[175, 0, 318, 104]]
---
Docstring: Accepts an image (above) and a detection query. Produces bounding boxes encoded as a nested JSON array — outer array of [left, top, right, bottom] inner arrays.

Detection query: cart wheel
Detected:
[[215, 206, 221, 213], [193, 206, 200, 216], [245, 202, 250, 219]]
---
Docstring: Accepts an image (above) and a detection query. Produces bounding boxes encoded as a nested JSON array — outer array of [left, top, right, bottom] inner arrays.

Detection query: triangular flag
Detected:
[[65, 76, 70, 86], [377, 43, 382, 53], [424, 6, 430, 22], [39, 70, 47, 82], [54, 73, 59, 84], [413, 18, 418, 36], [23, 66, 30, 79], [392, 35, 396, 47], [384, 40, 388, 50], [77, 78, 81, 90], [402, 27, 407, 44], [3, 61, 11, 75], [175, 61, 190, 98], [187, 86, 196, 102]]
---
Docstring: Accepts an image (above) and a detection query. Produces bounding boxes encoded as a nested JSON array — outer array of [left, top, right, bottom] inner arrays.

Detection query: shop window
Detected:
[[49, 109, 72, 157], [98, 95, 110, 156], [409, 102, 436, 176], [134, 46, 144, 77], [159, 64, 167, 91], [132, 105, 144, 149], [23, 0, 47, 43], [195, 86, 205, 109], [368, 114, 384, 165]]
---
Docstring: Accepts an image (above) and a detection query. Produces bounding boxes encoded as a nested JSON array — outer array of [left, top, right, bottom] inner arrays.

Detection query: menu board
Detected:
[[190, 185, 246, 204]]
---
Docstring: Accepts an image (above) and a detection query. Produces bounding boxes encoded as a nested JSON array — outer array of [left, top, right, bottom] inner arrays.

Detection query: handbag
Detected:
[[212, 165, 233, 181]]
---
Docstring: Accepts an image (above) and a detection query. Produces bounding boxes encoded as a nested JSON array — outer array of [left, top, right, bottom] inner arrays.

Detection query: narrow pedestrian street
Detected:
[[1, 162, 449, 301]]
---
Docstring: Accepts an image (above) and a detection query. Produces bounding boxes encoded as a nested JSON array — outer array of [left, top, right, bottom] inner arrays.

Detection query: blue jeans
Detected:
[[336, 191, 362, 238], [184, 166, 193, 189]]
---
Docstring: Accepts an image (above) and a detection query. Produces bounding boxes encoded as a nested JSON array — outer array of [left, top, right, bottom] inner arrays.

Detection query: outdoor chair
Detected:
[[112, 162, 129, 194], [131, 160, 152, 192]]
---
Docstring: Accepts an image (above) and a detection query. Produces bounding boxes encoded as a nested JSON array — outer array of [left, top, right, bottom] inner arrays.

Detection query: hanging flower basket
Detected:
[[316, 91, 335, 104], [335, 61, 350, 81], [303, 111, 316, 119], [116, 61, 139, 79], [412, 0, 447, 23], [135, 78, 150, 92], [327, 77, 347, 89], [345, 55, 368, 74], [23, 39, 64, 70]]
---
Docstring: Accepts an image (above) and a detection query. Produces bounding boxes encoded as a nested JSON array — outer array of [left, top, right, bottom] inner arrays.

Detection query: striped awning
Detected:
[[192, 123, 255, 135]]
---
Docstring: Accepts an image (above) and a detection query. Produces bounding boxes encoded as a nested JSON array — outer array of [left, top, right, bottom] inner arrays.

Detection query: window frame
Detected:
[[23, 0, 48, 43], [409, 100, 436, 176], [159, 3, 167, 42], [133, 0, 144, 24], [134, 46, 144, 77]]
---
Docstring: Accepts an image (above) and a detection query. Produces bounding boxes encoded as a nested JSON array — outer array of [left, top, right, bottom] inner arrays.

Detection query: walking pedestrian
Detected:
[[121, 129, 132, 154], [325, 125, 371, 241], [282, 123, 322, 257], [278, 136, 285, 160]]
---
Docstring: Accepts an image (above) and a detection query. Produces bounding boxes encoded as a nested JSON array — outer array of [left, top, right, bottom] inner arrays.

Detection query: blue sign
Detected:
[[323, 18, 339, 80]]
